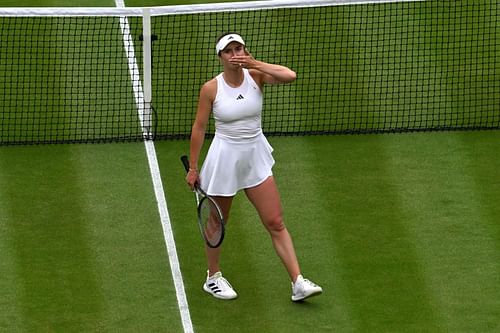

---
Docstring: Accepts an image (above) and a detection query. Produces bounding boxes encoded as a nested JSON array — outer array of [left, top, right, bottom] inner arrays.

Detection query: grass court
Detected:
[[0, 0, 499, 332]]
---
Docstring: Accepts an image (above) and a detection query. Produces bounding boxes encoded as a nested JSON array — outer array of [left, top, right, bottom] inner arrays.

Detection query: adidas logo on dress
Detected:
[[236, 94, 244, 100]]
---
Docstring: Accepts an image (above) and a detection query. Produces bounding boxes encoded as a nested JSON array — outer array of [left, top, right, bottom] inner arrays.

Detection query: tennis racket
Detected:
[[181, 155, 225, 248]]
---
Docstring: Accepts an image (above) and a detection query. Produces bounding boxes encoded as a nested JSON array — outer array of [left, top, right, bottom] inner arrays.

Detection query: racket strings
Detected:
[[199, 198, 223, 246]]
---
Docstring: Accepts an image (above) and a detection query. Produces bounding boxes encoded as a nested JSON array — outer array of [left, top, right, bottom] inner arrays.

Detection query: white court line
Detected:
[[115, 1, 194, 332]]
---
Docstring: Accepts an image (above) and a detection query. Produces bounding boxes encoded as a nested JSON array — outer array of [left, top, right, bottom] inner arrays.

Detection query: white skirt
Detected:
[[200, 133, 275, 196]]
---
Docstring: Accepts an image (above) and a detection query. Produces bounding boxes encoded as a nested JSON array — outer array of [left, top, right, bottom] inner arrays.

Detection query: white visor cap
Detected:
[[216, 34, 245, 55]]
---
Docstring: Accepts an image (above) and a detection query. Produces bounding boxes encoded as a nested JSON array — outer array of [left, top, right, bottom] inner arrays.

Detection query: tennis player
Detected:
[[186, 32, 322, 301]]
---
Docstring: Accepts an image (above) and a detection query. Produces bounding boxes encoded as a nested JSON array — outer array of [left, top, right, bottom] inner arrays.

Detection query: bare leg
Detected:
[[205, 195, 234, 276], [245, 176, 301, 282]]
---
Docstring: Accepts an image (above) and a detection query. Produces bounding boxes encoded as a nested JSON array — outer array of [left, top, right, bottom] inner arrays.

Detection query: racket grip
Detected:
[[180, 155, 190, 173]]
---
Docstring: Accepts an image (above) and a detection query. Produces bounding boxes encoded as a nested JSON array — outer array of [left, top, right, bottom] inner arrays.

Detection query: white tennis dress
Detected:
[[200, 69, 275, 196]]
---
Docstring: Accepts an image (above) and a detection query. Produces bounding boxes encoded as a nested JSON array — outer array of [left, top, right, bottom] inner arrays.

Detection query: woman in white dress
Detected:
[[186, 32, 322, 301]]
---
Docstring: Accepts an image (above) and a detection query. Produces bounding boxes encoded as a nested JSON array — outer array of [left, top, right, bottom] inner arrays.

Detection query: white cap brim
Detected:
[[216, 34, 245, 55]]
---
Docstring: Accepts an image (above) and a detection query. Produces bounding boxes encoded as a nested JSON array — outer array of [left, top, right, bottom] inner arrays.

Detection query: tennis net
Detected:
[[0, 0, 499, 145]]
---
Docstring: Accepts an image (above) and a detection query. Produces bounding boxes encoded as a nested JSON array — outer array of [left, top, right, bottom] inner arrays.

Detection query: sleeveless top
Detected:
[[213, 68, 263, 139]]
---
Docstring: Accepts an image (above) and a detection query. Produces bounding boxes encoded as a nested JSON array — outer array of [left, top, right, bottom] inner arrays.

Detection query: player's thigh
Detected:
[[211, 195, 234, 222], [244, 176, 283, 222]]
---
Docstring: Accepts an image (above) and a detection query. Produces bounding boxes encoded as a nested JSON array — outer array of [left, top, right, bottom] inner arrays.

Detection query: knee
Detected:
[[263, 214, 286, 234]]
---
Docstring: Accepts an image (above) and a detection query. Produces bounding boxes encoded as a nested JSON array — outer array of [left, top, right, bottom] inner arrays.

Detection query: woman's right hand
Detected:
[[186, 169, 199, 191]]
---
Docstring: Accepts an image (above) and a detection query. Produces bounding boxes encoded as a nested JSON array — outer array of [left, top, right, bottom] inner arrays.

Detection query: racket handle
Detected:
[[180, 155, 190, 173]]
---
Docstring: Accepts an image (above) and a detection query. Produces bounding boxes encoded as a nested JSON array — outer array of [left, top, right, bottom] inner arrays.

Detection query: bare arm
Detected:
[[186, 80, 216, 188], [230, 52, 297, 86], [250, 60, 297, 84]]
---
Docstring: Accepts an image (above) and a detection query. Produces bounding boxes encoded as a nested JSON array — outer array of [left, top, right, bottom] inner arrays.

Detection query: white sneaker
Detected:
[[291, 275, 323, 301], [203, 271, 238, 300]]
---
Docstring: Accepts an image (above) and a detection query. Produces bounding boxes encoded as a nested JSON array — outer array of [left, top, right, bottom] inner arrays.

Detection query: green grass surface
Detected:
[[0, 144, 182, 332], [156, 131, 500, 332], [0, 0, 499, 332], [2, 132, 498, 332]]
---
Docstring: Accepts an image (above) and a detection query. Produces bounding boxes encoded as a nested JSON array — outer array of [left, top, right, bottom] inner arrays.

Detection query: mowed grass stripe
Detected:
[[0, 164, 26, 331], [273, 137, 356, 332], [382, 131, 500, 332], [283, 135, 443, 332], [0, 146, 104, 331], [0, 144, 182, 331], [69, 144, 183, 332]]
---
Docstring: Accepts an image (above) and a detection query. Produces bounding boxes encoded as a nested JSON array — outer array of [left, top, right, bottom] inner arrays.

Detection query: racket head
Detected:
[[197, 193, 225, 248], [180, 154, 225, 248]]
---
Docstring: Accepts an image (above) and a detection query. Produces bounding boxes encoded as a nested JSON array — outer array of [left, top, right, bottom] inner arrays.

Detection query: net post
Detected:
[[142, 8, 153, 140]]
